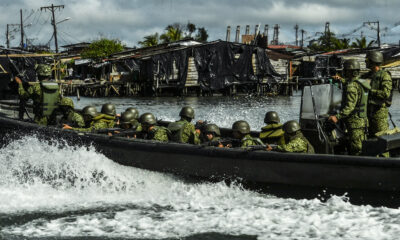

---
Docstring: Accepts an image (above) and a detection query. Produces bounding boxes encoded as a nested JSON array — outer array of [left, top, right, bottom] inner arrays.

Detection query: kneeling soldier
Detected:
[[271, 120, 314, 153], [232, 120, 264, 149], [140, 113, 169, 142], [260, 111, 285, 145]]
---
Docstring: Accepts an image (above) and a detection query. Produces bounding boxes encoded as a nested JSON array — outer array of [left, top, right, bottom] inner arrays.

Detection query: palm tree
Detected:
[[351, 37, 375, 49], [333, 38, 351, 50], [195, 27, 209, 42], [186, 22, 196, 37], [160, 24, 183, 43], [138, 33, 159, 47]]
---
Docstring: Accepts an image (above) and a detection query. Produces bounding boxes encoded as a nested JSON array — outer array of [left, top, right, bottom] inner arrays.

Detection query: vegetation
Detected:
[[81, 38, 125, 60], [351, 36, 375, 49], [309, 32, 376, 52], [138, 22, 209, 47]]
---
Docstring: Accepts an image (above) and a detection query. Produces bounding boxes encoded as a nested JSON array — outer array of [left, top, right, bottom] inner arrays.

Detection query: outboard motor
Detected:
[[300, 83, 344, 154]]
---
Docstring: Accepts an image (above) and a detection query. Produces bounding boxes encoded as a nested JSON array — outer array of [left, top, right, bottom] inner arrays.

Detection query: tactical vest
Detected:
[[40, 81, 60, 117], [370, 69, 393, 107], [354, 79, 370, 118], [147, 126, 171, 141], [168, 121, 185, 143], [242, 136, 265, 146]]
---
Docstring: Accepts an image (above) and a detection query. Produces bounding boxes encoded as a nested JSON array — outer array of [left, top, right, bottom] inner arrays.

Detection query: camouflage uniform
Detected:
[[63, 110, 85, 128], [175, 119, 201, 145], [259, 123, 285, 145], [72, 114, 115, 132], [276, 132, 315, 153], [241, 134, 264, 148], [366, 69, 392, 136], [18, 82, 48, 125], [145, 126, 169, 142], [337, 77, 370, 155]]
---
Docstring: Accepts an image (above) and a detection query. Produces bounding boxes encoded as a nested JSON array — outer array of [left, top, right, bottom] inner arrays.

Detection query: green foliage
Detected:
[[138, 33, 159, 47], [138, 22, 209, 47], [351, 37, 374, 49], [160, 23, 184, 43], [81, 38, 124, 60]]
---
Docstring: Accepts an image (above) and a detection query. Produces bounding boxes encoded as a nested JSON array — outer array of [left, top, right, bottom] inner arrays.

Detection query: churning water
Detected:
[[1, 92, 400, 239]]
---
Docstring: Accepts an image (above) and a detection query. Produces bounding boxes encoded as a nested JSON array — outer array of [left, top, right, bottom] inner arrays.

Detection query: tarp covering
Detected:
[[194, 42, 280, 90]]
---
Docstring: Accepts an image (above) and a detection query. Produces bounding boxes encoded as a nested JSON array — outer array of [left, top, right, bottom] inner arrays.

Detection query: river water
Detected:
[[1, 91, 400, 239]]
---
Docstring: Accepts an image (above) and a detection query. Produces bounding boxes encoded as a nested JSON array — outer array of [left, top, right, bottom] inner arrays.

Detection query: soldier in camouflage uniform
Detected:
[[329, 59, 371, 155], [121, 107, 142, 132], [63, 106, 114, 132], [15, 64, 59, 125], [140, 113, 169, 142], [363, 51, 392, 137], [202, 123, 223, 147], [272, 120, 314, 153], [168, 106, 200, 144], [53, 97, 84, 128], [232, 120, 264, 149], [259, 111, 285, 145]]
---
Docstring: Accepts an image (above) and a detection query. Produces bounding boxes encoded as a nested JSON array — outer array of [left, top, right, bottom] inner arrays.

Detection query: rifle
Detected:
[[206, 138, 241, 148], [95, 128, 123, 134]]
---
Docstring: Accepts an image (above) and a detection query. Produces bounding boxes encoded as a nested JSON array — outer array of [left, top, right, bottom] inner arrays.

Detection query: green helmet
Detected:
[[101, 103, 116, 116], [179, 106, 195, 119], [366, 51, 383, 65], [204, 123, 221, 137], [82, 106, 98, 118], [343, 59, 360, 70], [139, 113, 156, 126], [264, 111, 280, 124], [120, 111, 137, 125], [232, 120, 250, 134], [125, 107, 139, 119], [283, 120, 301, 134], [35, 64, 52, 77], [59, 97, 74, 108]]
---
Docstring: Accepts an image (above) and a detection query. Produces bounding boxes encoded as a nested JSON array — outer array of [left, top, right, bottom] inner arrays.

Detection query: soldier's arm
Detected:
[[153, 128, 169, 142], [336, 84, 358, 120], [371, 72, 392, 100], [276, 139, 307, 153], [72, 113, 85, 128], [17, 82, 31, 99]]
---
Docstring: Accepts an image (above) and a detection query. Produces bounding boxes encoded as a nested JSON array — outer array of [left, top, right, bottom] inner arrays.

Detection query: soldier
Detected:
[[259, 111, 285, 145], [168, 106, 200, 144], [232, 120, 264, 148], [51, 97, 84, 128], [15, 64, 60, 125], [202, 123, 224, 147], [122, 107, 141, 131], [364, 51, 392, 137], [270, 120, 314, 153], [139, 113, 169, 142], [63, 105, 111, 132], [100, 103, 117, 128], [329, 59, 371, 155]]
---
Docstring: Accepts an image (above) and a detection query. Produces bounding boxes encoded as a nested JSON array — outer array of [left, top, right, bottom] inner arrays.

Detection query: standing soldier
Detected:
[[259, 111, 285, 145], [364, 51, 392, 137], [168, 106, 201, 144], [15, 64, 60, 125], [231, 120, 264, 148], [329, 59, 371, 155], [269, 120, 314, 153]]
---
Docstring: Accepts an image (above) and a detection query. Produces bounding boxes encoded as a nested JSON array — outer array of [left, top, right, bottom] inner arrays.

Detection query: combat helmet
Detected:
[[204, 123, 221, 137], [366, 51, 383, 65], [232, 120, 251, 135], [125, 107, 139, 119], [82, 106, 98, 118], [59, 97, 74, 109], [35, 64, 52, 78], [120, 111, 138, 126], [139, 113, 157, 126], [101, 103, 116, 116], [343, 59, 360, 71], [264, 111, 280, 124], [283, 120, 301, 134], [179, 106, 195, 120]]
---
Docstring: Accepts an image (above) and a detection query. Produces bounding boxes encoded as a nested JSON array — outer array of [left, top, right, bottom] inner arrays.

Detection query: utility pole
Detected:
[[226, 26, 231, 42], [264, 24, 269, 47], [235, 25, 240, 43], [363, 21, 380, 47], [41, 4, 64, 53], [294, 24, 299, 46], [301, 29, 305, 48], [272, 24, 279, 45], [6, 24, 9, 48], [20, 9, 24, 49], [324, 22, 330, 48]]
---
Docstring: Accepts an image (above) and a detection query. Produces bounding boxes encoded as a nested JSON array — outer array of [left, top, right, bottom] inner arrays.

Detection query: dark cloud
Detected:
[[1, 0, 399, 50]]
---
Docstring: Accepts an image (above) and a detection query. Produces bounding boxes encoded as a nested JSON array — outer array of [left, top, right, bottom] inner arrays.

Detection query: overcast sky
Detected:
[[2, 0, 400, 50]]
